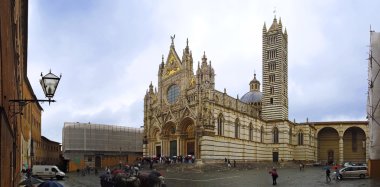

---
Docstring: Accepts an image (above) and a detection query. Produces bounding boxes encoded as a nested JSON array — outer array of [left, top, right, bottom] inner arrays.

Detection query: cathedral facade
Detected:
[[143, 17, 368, 164]]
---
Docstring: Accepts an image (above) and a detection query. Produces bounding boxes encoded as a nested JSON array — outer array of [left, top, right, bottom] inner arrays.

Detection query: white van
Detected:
[[32, 165, 65, 180]]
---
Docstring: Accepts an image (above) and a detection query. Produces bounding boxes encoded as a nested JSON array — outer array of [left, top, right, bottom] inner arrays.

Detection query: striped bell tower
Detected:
[[262, 16, 288, 121]]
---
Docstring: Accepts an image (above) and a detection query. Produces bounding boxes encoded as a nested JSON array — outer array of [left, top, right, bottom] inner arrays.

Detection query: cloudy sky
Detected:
[[27, 0, 380, 143]]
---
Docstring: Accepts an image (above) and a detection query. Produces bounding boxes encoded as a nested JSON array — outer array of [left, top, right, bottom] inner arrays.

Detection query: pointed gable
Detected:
[[163, 37, 182, 78]]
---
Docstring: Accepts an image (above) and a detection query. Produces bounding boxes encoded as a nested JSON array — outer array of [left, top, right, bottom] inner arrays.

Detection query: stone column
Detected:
[[177, 136, 180, 156], [366, 137, 369, 162], [339, 136, 344, 164]]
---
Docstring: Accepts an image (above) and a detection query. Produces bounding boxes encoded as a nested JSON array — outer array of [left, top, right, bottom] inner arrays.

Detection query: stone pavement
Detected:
[[52, 163, 380, 187]]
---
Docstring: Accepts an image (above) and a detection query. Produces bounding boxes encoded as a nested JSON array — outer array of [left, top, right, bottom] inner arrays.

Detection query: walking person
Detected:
[[299, 163, 303, 171], [269, 167, 278, 185], [325, 167, 331, 182], [335, 167, 341, 181]]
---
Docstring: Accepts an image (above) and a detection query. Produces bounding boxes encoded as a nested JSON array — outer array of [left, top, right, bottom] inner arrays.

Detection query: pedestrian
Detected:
[[225, 157, 227, 163], [335, 167, 341, 181], [149, 159, 153, 169], [227, 159, 231, 168], [299, 163, 303, 171], [233, 160, 236, 168], [325, 167, 331, 182], [269, 167, 278, 185]]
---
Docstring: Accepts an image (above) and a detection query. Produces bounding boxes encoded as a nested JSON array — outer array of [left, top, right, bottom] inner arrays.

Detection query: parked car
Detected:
[[336, 166, 368, 179], [32, 165, 65, 180]]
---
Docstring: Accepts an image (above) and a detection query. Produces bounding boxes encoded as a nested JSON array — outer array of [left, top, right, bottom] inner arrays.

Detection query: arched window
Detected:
[[273, 127, 279, 144], [235, 119, 240, 139], [289, 127, 292, 144], [298, 131, 304, 145], [217, 114, 224, 136], [249, 123, 253, 141], [260, 126, 264, 143]]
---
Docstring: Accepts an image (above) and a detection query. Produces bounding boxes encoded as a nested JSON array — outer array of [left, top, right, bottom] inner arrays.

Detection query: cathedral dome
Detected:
[[240, 91, 262, 104]]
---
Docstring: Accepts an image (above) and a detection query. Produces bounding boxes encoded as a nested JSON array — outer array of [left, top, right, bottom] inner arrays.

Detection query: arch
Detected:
[[343, 127, 366, 163], [217, 113, 224, 136], [179, 117, 195, 138], [273, 127, 279, 144], [162, 121, 176, 137], [179, 117, 196, 156], [317, 127, 339, 164], [149, 125, 161, 141], [235, 118, 240, 139]]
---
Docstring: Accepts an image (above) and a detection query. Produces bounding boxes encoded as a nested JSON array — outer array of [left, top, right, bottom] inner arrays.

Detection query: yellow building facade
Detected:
[[143, 17, 368, 165]]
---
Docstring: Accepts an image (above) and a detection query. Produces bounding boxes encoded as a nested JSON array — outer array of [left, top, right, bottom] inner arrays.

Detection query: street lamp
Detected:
[[10, 70, 62, 105]]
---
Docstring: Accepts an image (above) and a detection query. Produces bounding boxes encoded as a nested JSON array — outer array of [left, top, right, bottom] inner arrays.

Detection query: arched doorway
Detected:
[[318, 127, 339, 164], [149, 127, 161, 157], [180, 117, 195, 156], [162, 122, 177, 157], [343, 127, 366, 163]]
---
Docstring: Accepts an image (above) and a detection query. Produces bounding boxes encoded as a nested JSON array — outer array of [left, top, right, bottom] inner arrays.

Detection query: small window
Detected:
[[270, 87, 274, 94], [270, 98, 273, 104], [273, 127, 279, 144]]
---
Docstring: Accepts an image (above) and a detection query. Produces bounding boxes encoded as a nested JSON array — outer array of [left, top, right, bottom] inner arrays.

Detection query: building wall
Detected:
[[34, 136, 61, 166], [0, 0, 30, 186], [20, 80, 42, 168]]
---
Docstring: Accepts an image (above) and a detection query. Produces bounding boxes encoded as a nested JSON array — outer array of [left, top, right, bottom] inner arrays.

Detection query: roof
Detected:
[[240, 91, 262, 104]]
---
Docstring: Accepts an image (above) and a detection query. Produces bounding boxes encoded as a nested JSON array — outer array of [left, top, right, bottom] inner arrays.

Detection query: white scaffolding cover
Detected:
[[62, 122, 143, 153]]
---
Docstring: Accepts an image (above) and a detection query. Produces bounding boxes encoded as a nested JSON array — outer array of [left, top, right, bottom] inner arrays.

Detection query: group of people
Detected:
[[325, 166, 341, 183], [224, 158, 237, 168]]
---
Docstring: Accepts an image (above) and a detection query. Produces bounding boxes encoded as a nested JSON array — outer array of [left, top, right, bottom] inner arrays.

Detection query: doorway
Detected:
[[328, 150, 334, 164], [156, 146, 161, 157], [273, 152, 279, 162], [95, 155, 101, 168], [170, 140, 177, 157], [186, 141, 195, 155]]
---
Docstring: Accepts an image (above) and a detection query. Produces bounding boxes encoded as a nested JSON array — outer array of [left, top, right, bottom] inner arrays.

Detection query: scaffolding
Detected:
[[368, 30, 380, 160], [62, 122, 143, 155]]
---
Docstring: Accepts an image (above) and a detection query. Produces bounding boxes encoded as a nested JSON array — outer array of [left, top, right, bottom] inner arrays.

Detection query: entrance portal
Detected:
[[170, 140, 177, 157], [186, 141, 195, 155], [156, 146, 161, 157]]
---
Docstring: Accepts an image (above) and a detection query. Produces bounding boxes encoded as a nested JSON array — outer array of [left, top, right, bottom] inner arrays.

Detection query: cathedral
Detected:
[[143, 17, 368, 164]]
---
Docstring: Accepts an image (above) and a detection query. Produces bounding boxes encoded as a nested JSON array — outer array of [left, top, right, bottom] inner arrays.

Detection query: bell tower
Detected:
[[262, 16, 288, 121]]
